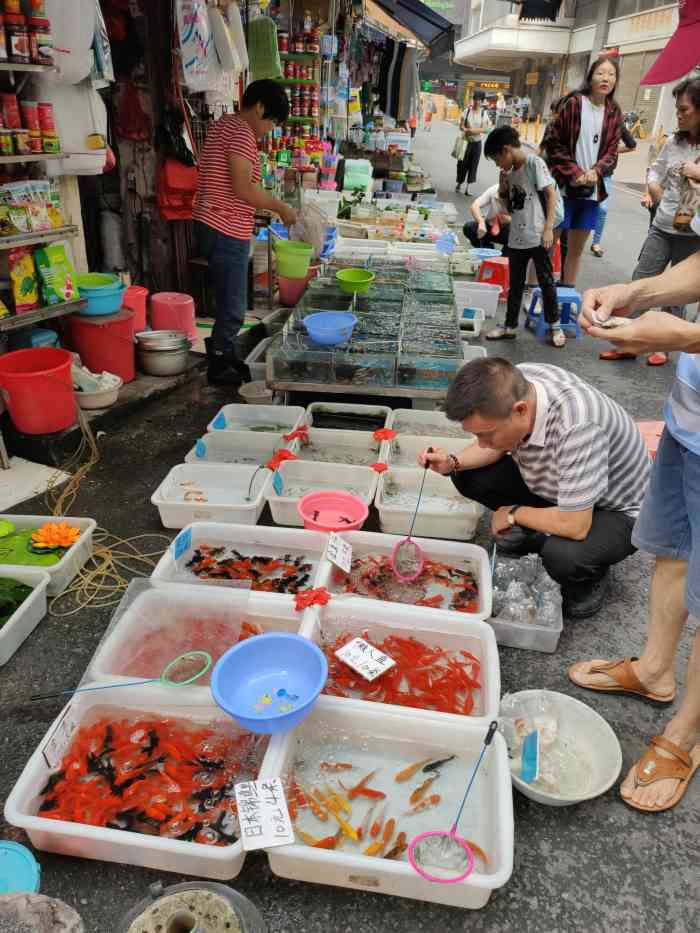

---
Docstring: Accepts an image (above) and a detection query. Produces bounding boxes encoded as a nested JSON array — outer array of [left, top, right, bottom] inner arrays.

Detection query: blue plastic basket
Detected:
[[211, 633, 328, 734], [303, 311, 357, 346]]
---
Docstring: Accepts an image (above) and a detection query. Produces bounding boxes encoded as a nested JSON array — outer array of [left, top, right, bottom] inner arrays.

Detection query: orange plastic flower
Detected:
[[372, 428, 397, 441], [283, 426, 310, 443], [266, 449, 298, 471], [371, 462, 388, 473], [31, 521, 80, 550], [294, 587, 331, 612]]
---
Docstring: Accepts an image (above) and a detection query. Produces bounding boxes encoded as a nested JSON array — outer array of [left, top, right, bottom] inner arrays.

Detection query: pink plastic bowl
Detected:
[[297, 491, 368, 532]]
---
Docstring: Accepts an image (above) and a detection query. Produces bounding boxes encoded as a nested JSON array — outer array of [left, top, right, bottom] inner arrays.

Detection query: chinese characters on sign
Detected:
[[326, 532, 353, 574], [234, 778, 294, 851], [335, 637, 396, 682]]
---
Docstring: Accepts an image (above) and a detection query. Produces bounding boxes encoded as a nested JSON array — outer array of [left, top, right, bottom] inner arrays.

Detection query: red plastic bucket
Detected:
[[150, 292, 196, 340], [278, 275, 308, 307], [63, 309, 135, 383], [0, 347, 75, 434], [122, 285, 149, 332]]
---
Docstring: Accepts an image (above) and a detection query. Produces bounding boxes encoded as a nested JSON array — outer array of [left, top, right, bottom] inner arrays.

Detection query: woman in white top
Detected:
[[455, 90, 491, 195], [600, 77, 700, 366]]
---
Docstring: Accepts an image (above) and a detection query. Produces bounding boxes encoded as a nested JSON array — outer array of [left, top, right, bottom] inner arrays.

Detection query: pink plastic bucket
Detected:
[[122, 285, 149, 332], [150, 292, 197, 340], [278, 275, 308, 308], [297, 491, 368, 532]]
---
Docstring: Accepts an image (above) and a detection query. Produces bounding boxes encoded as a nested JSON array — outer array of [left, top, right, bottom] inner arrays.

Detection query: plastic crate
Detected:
[[375, 468, 482, 541], [462, 344, 487, 363], [487, 608, 563, 654], [268, 461, 378, 528], [245, 335, 275, 381], [151, 522, 328, 593], [386, 434, 475, 468], [387, 408, 468, 438], [295, 428, 385, 467], [4, 692, 269, 880], [151, 463, 271, 529], [305, 402, 390, 431], [207, 403, 305, 434], [259, 697, 513, 909], [315, 528, 492, 620], [300, 598, 500, 724], [0, 514, 97, 596], [0, 567, 50, 666], [459, 307, 486, 336], [453, 282, 501, 319], [184, 432, 297, 466]]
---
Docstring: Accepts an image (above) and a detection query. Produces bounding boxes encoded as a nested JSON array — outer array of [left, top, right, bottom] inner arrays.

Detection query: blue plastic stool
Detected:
[[526, 287, 582, 339]]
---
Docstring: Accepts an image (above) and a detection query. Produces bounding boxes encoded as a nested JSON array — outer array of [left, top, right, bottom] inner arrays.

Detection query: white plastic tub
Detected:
[[4, 692, 269, 879], [386, 434, 475, 468], [260, 697, 513, 909], [0, 514, 97, 596], [460, 307, 486, 336], [376, 468, 482, 541], [315, 528, 492, 620], [387, 408, 466, 438], [151, 522, 327, 593], [305, 402, 390, 431], [151, 464, 271, 529], [488, 607, 563, 654], [207, 403, 304, 434], [184, 432, 296, 466], [462, 344, 487, 363], [301, 599, 500, 724], [268, 461, 378, 528], [453, 282, 501, 319], [295, 429, 384, 467], [245, 335, 274, 382], [0, 567, 50, 666]]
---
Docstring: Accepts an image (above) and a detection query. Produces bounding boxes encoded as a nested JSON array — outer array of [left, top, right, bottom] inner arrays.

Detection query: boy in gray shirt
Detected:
[[484, 126, 565, 347]]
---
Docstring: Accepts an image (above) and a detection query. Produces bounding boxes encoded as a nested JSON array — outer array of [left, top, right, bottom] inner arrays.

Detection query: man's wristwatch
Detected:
[[507, 505, 520, 527], [447, 453, 460, 476]]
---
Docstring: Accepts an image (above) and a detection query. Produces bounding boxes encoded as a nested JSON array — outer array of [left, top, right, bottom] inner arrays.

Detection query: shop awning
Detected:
[[364, 0, 454, 58]]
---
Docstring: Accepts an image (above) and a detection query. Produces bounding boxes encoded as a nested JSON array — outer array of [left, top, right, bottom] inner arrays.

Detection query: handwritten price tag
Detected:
[[234, 778, 294, 851], [336, 637, 395, 682], [326, 532, 352, 574], [42, 705, 80, 770]]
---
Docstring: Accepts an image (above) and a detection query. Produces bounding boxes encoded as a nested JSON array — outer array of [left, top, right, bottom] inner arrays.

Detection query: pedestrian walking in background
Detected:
[[600, 77, 700, 366], [454, 90, 491, 196], [545, 56, 623, 290], [424, 97, 436, 132], [590, 124, 637, 257]]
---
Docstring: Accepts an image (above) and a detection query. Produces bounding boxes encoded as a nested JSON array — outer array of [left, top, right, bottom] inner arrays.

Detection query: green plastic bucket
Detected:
[[273, 239, 313, 279]]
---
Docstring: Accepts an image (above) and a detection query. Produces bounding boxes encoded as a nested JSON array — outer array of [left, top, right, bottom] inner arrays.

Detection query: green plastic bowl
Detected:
[[77, 272, 121, 291], [335, 269, 376, 295]]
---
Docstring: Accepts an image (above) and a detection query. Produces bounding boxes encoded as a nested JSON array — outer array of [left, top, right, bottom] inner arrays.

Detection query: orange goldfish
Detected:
[[409, 774, 439, 805], [403, 793, 441, 816], [394, 758, 432, 782]]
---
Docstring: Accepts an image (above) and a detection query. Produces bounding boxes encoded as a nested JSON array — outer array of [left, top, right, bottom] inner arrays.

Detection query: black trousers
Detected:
[[463, 220, 510, 251], [505, 245, 559, 330], [456, 141, 482, 186], [451, 455, 636, 588]]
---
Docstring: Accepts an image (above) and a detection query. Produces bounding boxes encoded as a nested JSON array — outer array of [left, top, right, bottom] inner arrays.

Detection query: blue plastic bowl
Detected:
[[303, 311, 357, 346], [79, 284, 127, 317], [469, 247, 502, 260], [211, 633, 328, 734]]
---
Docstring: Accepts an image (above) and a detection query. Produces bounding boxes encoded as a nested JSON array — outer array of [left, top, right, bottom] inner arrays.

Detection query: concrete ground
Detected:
[[1, 119, 698, 933]]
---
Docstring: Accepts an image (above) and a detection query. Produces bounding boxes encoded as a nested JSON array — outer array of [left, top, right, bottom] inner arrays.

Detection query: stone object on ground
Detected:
[[0, 893, 84, 933]]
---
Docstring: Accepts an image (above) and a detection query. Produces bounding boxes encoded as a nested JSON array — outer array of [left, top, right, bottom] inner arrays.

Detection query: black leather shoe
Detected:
[[495, 527, 546, 557], [205, 337, 247, 386], [563, 571, 611, 620]]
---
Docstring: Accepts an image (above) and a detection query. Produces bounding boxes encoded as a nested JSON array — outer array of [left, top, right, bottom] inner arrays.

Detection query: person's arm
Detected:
[[541, 184, 556, 249], [645, 141, 669, 204], [492, 503, 593, 540], [419, 444, 504, 474], [229, 154, 297, 225]]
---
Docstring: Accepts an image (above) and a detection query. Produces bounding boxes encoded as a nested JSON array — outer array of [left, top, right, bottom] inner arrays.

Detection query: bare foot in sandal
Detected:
[[620, 726, 700, 812], [568, 657, 676, 703]]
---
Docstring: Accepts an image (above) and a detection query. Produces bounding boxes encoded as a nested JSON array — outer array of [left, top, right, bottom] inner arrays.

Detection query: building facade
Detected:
[[454, 1, 687, 136]]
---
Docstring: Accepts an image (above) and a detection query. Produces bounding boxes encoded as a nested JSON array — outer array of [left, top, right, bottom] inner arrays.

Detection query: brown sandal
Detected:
[[622, 736, 700, 813], [568, 657, 676, 705]]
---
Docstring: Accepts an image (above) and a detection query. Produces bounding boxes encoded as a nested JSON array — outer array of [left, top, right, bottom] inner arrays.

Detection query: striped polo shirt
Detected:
[[193, 115, 261, 241], [513, 364, 650, 518]]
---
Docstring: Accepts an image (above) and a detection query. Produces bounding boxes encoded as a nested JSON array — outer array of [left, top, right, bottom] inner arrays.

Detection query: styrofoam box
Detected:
[[0, 514, 97, 596], [387, 434, 475, 468], [151, 522, 328, 592], [268, 461, 378, 528], [299, 598, 500, 724], [151, 464, 271, 529], [387, 408, 466, 438], [295, 428, 385, 467], [376, 468, 483, 541], [305, 401, 391, 430], [206, 403, 305, 434], [487, 607, 563, 654], [315, 528, 492, 620], [4, 691, 267, 879], [245, 335, 274, 382], [184, 432, 297, 466], [454, 282, 501, 318], [87, 584, 303, 694], [259, 697, 513, 909], [0, 567, 50, 666]]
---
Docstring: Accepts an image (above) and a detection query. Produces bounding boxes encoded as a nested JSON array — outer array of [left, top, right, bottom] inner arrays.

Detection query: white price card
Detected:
[[326, 532, 353, 574], [335, 637, 396, 682], [42, 705, 80, 770], [234, 778, 294, 851]]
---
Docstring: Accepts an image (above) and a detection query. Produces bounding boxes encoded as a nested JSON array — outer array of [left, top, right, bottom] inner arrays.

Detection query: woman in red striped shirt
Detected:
[[194, 80, 297, 386]]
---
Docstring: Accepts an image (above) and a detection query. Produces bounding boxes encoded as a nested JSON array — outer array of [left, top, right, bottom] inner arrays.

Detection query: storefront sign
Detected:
[[525, 72, 539, 86]]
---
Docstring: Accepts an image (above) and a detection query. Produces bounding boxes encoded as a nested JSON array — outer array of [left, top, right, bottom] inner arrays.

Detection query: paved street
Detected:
[[0, 119, 698, 933]]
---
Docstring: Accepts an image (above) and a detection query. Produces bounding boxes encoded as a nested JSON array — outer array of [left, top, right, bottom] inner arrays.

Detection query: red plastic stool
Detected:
[[637, 421, 664, 461], [477, 257, 509, 299], [552, 240, 562, 278], [150, 292, 197, 341]]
